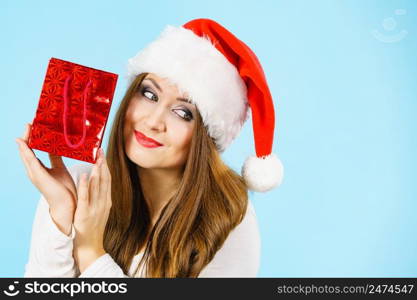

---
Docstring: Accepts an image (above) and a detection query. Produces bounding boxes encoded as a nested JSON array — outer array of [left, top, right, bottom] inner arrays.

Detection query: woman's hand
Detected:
[[73, 148, 112, 273], [16, 123, 77, 236]]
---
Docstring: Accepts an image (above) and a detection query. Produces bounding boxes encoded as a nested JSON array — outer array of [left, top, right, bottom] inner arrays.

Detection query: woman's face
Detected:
[[123, 73, 197, 170]]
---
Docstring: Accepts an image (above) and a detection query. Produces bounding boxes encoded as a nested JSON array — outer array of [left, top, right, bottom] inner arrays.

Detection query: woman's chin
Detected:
[[132, 153, 160, 168]]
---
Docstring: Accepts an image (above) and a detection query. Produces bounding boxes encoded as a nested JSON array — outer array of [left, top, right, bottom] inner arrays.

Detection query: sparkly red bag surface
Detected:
[[28, 58, 118, 163]]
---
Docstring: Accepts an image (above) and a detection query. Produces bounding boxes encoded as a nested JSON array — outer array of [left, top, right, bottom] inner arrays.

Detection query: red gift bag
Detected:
[[28, 57, 118, 163]]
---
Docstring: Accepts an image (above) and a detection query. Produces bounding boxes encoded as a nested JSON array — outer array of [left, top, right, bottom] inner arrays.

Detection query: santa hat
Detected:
[[126, 18, 284, 192]]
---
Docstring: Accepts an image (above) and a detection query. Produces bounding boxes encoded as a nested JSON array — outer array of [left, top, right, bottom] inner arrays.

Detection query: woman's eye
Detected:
[[142, 89, 158, 101], [175, 109, 193, 121]]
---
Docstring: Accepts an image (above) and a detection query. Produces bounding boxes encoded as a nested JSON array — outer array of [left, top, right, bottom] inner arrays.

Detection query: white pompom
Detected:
[[241, 153, 284, 192]]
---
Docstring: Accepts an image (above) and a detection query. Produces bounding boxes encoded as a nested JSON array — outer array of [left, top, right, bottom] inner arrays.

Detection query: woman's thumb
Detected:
[[76, 173, 89, 208]]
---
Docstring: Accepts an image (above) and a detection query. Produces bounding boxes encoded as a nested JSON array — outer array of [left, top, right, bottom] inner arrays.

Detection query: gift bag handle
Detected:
[[63, 74, 92, 149]]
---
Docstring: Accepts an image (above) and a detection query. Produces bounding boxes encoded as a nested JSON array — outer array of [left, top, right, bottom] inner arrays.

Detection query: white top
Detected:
[[24, 163, 261, 278]]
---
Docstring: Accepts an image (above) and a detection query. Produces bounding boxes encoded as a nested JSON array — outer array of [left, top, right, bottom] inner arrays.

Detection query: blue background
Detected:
[[1, 0, 416, 277]]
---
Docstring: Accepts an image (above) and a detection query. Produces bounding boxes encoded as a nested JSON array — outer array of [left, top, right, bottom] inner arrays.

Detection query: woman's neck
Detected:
[[137, 166, 181, 226]]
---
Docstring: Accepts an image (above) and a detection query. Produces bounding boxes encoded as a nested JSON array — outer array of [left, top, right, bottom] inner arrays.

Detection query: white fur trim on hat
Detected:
[[241, 153, 284, 192], [126, 25, 250, 152]]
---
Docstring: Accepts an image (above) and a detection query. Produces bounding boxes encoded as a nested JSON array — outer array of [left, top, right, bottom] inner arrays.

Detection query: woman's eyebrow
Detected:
[[143, 78, 162, 92], [177, 97, 193, 105], [144, 78, 193, 105]]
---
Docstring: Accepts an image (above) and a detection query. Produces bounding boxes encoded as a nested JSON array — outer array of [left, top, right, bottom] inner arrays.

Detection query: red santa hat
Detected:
[[126, 18, 284, 192]]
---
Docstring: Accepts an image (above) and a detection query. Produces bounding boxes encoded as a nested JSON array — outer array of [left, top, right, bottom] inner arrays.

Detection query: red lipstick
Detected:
[[134, 130, 163, 148]]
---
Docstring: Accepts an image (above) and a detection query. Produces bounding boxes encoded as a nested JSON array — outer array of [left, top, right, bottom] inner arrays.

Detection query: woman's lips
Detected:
[[134, 130, 163, 148]]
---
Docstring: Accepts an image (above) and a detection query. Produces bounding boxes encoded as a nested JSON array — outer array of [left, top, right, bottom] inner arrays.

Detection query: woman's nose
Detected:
[[144, 105, 166, 132]]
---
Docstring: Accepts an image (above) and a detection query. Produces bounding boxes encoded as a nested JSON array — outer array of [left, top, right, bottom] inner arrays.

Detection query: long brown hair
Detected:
[[104, 73, 248, 277]]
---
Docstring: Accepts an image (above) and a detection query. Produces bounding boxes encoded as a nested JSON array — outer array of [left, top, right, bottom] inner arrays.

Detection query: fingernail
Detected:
[[100, 148, 104, 163], [96, 152, 103, 165]]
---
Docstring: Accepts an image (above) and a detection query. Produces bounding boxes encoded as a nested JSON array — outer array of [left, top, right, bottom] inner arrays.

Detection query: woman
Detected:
[[17, 18, 284, 277]]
